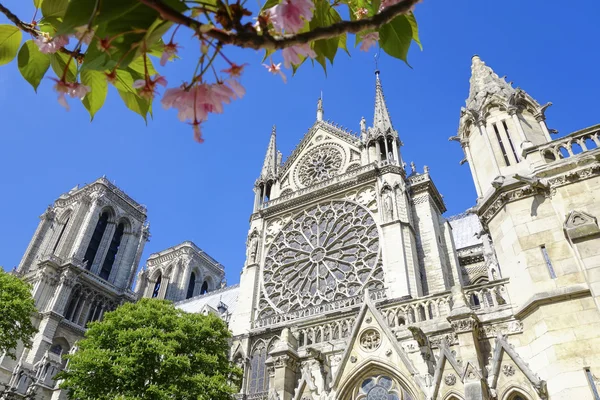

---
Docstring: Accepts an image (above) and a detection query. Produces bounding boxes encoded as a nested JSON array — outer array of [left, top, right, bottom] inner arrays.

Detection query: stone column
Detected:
[[375, 140, 381, 162], [127, 226, 150, 289], [447, 286, 489, 400], [158, 275, 170, 299], [392, 138, 400, 165], [18, 207, 55, 273], [56, 195, 92, 259], [72, 195, 105, 261], [268, 328, 299, 400], [478, 122, 501, 175], [91, 222, 116, 275], [49, 271, 78, 315], [535, 114, 552, 142], [462, 142, 483, 197]]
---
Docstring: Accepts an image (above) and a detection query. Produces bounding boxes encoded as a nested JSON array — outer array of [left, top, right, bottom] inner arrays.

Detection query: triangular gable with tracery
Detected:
[[329, 291, 427, 397], [487, 334, 548, 399]]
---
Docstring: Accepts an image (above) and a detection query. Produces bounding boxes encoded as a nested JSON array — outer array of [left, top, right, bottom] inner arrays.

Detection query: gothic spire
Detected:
[[259, 126, 278, 180], [373, 70, 393, 132], [466, 55, 515, 113], [316, 93, 324, 121]]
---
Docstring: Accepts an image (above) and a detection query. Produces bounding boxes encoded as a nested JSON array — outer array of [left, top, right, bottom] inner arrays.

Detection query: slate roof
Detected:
[[175, 284, 239, 315], [448, 212, 483, 249]]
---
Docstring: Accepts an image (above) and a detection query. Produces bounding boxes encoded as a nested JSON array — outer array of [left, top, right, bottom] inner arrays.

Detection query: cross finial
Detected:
[[374, 51, 380, 75]]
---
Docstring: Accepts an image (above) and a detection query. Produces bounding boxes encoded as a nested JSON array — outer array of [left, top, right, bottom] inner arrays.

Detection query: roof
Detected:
[[146, 241, 222, 268], [175, 284, 239, 315], [448, 212, 483, 249]]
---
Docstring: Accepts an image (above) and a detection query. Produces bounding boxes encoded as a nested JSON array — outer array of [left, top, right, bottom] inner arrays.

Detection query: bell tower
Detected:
[[2, 178, 149, 396], [454, 55, 553, 197]]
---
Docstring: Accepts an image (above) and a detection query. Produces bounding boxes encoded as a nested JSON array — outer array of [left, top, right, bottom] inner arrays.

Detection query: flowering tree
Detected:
[[0, 0, 421, 142]]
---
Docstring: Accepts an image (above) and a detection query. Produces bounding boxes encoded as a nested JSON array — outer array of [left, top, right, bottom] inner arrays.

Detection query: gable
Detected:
[[278, 121, 362, 193]]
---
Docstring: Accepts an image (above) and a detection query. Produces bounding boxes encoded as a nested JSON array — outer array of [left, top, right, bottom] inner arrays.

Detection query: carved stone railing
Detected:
[[245, 392, 269, 400], [380, 279, 510, 328], [297, 316, 356, 347], [529, 124, 600, 164], [97, 177, 147, 214], [464, 279, 510, 310], [253, 289, 386, 329], [262, 163, 377, 209]]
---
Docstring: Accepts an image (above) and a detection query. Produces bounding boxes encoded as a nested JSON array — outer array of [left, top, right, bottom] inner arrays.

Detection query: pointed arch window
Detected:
[[52, 217, 70, 254], [355, 375, 413, 400], [248, 343, 269, 394], [152, 275, 162, 298], [83, 211, 109, 270], [186, 273, 196, 299], [200, 280, 209, 295], [99, 222, 125, 280]]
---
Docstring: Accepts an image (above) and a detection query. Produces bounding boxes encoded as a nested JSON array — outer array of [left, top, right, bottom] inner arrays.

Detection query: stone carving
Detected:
[[444, 374, 456, 386], [260, 201, 384, 314], [451, 317, 477, 333], [359, 329, 381, 351], [247, 232, 259, 264], [564, 210, 600, 240], [350, 355, 357, 363], [502, 364, 515, 376], [383, 190, 393, 221], [297, 146, 344, 187]]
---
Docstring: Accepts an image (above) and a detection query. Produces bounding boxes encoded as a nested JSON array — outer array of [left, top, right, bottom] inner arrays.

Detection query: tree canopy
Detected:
[[0, 0, 421, 142], [0, 269, 37, 359], [58, 298, 241, 400]]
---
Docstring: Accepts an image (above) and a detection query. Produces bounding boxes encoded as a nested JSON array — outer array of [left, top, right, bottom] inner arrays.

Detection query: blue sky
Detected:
[[1, 0, 598, 285]]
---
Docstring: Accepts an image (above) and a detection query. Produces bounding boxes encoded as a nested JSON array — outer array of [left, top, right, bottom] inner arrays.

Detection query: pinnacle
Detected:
[[259, 126, 278, 180], [373, 71, 393, 132], [466, 55, 515, 112]]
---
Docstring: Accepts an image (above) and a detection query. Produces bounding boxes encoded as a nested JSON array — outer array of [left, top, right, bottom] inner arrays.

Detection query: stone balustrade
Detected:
[[529, 124, 600, 164], [464, 279, 509, 310], [253, 289, 386, 329]]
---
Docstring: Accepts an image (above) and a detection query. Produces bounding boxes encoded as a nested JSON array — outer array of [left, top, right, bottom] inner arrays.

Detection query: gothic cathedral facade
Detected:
[[3, 56, 600, 400]]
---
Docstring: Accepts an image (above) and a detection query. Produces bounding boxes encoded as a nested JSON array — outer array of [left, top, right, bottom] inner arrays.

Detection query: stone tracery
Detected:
[[260, 200, 383, 315], [297, 146, 344, 187]]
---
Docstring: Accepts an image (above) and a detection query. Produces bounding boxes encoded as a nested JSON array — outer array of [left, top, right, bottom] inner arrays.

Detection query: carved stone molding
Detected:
[[359, 329, 382, 351], [478, 320, 523, 339], [502, 364, 515, 376], [272, 354, 297, 370], [450, 316, 479, 333], [444, 373, 457, 386]]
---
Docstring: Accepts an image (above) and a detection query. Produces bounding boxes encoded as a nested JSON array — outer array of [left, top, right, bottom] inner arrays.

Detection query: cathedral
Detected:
[[2, 55, 600, 400]]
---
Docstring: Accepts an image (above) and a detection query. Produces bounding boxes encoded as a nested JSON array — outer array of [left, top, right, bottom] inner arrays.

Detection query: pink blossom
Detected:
[[192, 121, 204, 143], [51, 78, 90, 111], [74, 26, 94, 45], [360, 32, 380, 52], [282, 43, 316, 69], [226, 79, 245, 99], [34, 34, 70, 54], [268, 0, 314, 33], [263, 61, 287, 83], [160, 42, 181, 66], [133, 75, 167, 100]]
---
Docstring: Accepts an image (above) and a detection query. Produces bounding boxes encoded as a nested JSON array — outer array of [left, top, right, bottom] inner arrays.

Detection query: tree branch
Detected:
[[137, 0, 419, 50], [0, 2, 84, 60]]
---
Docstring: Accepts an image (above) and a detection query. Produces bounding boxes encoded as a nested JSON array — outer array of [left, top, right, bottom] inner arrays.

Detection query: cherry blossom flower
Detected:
[[74, 26, 94, 45], [263, 61, 287, 83], [51, 78, 90, 111], [133, 75, 167, 100], [160, 42, 181, 66], [192, 121, 204, 143], [360, 32, 380, 52], [282, 43, 316, 69], [226, 79, 245, 99], [222, 63, 248, 78], [34, 34, 69, 54], [268, 0, 314, 33]]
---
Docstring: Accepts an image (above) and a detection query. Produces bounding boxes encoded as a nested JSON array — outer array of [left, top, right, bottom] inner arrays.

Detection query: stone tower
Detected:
[[229, 72, 467, 399], [135, 241, 225, 302], [0, 177, 149, 398], [455, 56, 600, 398], [454, 55, 553, 197]]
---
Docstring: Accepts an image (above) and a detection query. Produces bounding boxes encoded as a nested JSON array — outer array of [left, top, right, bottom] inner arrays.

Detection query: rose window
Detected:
[[260, 201, 384, 314], [297, 146, 343, 186]]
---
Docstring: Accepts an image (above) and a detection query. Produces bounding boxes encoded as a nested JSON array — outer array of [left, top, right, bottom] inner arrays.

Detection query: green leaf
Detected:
[[57, 0, 97, 35], [81, 69, 108, 120], [18, 40, 51, 91], [143, 19, 173, 52], [406, 12, 422, 50], [379, 15, 413, 64], [260, 0, 280, 12], [41, 0, 69, 20], [50, 51, 77, 82], [309, 0, 344, 70], [118, 89, 151, 122], [128, 55, 157, 77], [34, 0, 44, 8], [0, 25, 22, 66]]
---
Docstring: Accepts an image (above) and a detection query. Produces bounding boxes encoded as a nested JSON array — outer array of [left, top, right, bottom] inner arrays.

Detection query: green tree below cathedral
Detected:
[[0, 269, 37, 358], [58, 298, 241, 400]]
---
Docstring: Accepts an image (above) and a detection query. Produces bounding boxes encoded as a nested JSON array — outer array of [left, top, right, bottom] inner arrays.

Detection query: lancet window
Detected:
[[354, 375, 413, 400], [52, 215, 70, 254], [186, 272, 196, 299], [152, 274, 162, 298], [83, 211, 109, 269], [99, 221, 125, 280], [200, 280, 209, 295], [248, 342, 269, 394]]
